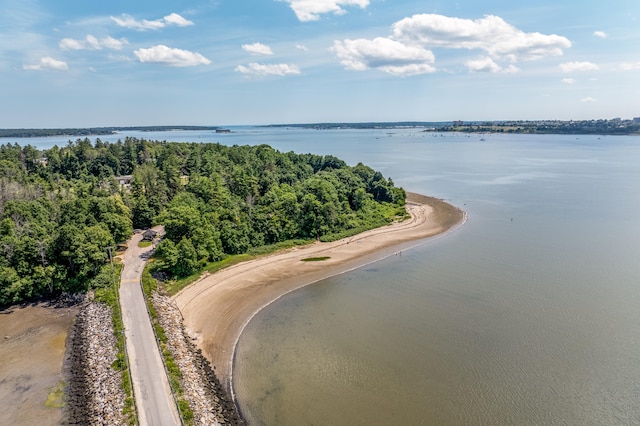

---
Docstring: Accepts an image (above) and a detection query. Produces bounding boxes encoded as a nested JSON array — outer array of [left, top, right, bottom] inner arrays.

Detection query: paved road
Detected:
[[119, 228, 181, 426]]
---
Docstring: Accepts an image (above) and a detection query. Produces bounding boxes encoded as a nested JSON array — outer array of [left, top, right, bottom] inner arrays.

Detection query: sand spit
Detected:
[[175, 193, 465, 396]]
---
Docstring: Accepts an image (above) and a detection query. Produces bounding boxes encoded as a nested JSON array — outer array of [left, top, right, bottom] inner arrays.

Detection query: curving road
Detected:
[[119, 228, 181, 426]]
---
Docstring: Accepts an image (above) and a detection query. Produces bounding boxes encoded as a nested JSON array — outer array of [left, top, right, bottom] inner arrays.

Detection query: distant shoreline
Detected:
[[0, 126, 222, 138], [173, 193, 465, 397], [4, 119, 640, 138], [264, 119, 640, 135]]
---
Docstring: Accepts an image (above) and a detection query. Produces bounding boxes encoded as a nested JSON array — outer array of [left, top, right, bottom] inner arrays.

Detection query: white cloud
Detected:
[[581, 96, 596, 103], [23, 56, 68, 71], [296, 44, 309, 51], [101, 36, 128, 50], [242, 43, 274, 55], [562, 78, 576, 84], [60, 35, 128, 50], [162, 13, 194, 27], [619, 62, 640, 71], [593, 31, 607, 38], [108, 54, 132, 62], [59, 38, 85, 50], [465, 57, 520, 73], [134, 45, 211, 67], [559, 61, 599, 73], [503, 64, 520, 74], [235, 63, 301, 76], [111, 13, 194, 31], [332, 37, 435, 76], [391, 14, 571, 61], [282, 0, 370, 22], [465, 57, 501, 72]]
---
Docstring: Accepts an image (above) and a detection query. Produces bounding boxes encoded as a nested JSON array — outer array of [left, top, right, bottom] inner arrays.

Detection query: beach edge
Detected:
[[174, 193, 466, 404]]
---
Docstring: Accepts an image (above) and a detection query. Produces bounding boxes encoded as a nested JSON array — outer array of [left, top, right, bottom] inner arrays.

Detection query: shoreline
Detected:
[[174, 193, 466, 399]]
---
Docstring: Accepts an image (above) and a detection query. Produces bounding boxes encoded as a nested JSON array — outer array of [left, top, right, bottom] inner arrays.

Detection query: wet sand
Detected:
[[174, 194, 465, 396], [0, 303, 78, 425]]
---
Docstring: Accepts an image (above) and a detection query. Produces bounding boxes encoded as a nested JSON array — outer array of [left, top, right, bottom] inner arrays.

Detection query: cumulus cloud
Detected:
[[559, 61, 599, 73], [282, 0, 370, 22], [391, 14, 571, 61], [296, 44, 309, 51], [581, 96, 596, 103], [134, 45, 210, 67], [465, 57, 501, 72], [235, 63, 301, 76], [242, 43, 273, 55], [60, 35, 128, 50], [102, 36, 128, 50], [23, 56, 68, 71], [332, 37, 435, 76], [561, 78, 576, 84], [163, 13, 194, 27], [593, 31, 607, 38], [111, 13, 194, 31], [465, 57, 520, 73], [331, 13, 570, 76]]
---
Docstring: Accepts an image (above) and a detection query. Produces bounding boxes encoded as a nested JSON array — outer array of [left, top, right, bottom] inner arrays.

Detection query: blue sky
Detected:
[[1, 0, 639, 127]]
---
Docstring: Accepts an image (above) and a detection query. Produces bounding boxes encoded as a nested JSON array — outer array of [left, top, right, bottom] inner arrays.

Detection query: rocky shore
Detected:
[[63, 300, 127, 425], [151, 292, 244, 425], [63, 295, 243, 425]]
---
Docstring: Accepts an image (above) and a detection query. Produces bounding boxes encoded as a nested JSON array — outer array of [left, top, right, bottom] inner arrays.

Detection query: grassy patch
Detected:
[[320, 203, 407, 242], [246, 239, 312, 256], [301, 256, 331, 262], [138, 240, 152, 248], [45, 381, 65, 409], [163, 239, 313, 297], [163, 254, 252, 296]]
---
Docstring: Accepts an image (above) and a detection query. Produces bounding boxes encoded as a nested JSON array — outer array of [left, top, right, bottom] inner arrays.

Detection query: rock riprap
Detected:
[[151, 292, 244, 425], [64, 301, 127, 425]]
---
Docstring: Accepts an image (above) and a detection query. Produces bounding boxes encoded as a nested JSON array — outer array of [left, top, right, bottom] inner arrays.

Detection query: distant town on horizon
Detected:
[[2, 117, 640, 138]]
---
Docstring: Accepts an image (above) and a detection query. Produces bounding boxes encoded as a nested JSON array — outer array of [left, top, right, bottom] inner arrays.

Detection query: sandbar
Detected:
[[174, 193, 465, 395]]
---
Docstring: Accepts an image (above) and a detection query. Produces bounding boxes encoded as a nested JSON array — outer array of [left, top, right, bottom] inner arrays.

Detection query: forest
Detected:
[[0, 138, 405, 306]]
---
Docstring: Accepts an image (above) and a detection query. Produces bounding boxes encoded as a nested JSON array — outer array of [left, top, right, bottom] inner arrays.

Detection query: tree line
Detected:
[[0, 126, 221, 138], [0, 138, 405, 306]]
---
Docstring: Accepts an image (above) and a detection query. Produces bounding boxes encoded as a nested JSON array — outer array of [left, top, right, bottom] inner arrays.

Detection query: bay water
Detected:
[[7, 128, 640, 424]]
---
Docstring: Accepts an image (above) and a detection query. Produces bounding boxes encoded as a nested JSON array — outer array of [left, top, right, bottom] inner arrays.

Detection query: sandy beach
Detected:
[[174, 193, 465, 395]]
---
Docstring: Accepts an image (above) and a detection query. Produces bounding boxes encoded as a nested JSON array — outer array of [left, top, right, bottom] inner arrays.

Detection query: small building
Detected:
[[115, 175, 133, 189]]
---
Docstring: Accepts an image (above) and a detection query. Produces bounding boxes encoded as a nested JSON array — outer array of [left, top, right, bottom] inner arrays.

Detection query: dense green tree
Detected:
[[0, 137, 406, 304]]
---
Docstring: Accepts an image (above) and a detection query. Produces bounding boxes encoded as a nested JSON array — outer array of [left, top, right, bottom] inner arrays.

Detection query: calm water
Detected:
[[8, 128, 640, 424], [231, 130, 640, 425]]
